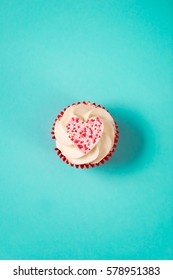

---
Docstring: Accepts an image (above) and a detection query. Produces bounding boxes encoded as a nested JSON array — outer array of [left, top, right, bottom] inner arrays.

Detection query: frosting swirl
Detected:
[[54, 103, 116, 164]]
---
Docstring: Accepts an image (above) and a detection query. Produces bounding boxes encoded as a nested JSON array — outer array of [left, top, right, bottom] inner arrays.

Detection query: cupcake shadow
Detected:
[[94, 106, 155, 174]]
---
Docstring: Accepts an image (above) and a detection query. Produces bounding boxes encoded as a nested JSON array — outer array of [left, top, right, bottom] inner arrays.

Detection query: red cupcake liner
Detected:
[[51, 101, 119, 168]]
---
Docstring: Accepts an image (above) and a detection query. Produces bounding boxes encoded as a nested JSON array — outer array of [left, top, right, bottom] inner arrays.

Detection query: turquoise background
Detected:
[[0, 0, 173, 260]]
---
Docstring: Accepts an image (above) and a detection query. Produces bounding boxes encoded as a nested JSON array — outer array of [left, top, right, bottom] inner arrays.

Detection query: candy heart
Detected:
[[66, 117, 103, 154]]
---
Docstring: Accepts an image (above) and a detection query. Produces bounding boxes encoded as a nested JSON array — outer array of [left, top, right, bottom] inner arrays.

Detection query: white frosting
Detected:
[[54, 103, 116, 164]]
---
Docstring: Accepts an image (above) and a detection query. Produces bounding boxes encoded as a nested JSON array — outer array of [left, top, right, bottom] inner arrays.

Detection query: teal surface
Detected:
[[0, 0, 173, 260]]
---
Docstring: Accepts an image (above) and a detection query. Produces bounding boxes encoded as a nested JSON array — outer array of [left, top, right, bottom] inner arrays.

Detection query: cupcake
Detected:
[[51, 102, 119, 168]]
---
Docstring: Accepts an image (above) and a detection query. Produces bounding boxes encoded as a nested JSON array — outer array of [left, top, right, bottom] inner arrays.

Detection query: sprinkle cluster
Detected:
[[66, 117, 103, 154]]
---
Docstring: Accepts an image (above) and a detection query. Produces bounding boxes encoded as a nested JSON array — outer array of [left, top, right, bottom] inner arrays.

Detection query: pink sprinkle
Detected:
[[66, 117, 103, 154]]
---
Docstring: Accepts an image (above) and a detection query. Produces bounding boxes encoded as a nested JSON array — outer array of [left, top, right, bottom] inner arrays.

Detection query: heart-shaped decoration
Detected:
[[66, 117, 103, 154]]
